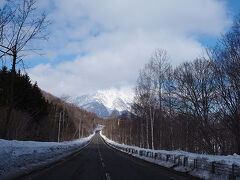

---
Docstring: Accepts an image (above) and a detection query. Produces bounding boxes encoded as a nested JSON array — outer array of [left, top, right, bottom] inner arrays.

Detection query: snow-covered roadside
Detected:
[[0, 134, 94, 180], [100, 132, 240, 180]]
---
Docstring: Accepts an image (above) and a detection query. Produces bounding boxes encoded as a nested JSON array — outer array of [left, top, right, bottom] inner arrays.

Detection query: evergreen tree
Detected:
[[0, 66, 49, 121]]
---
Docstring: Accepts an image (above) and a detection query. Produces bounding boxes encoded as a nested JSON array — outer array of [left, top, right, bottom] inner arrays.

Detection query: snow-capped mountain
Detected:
[[68, 89, 133, 118]]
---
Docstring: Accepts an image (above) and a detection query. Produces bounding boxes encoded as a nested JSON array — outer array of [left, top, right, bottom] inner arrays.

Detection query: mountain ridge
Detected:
[[67, 89, 133, 118]]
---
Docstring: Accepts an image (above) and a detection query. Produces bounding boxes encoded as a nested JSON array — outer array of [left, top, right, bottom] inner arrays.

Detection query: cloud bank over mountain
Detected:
[[28, 0, 231, 97]]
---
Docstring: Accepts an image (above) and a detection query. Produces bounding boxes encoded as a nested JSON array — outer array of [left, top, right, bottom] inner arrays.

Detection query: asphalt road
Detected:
[[19, 133, 199, 180]]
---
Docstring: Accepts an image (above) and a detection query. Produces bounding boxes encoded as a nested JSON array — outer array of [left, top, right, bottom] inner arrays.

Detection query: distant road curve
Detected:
[[18, 133, 200, 180]]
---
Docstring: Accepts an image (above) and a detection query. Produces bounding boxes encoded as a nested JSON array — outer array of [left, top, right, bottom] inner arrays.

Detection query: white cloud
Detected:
[[28, 0, 230, 97]]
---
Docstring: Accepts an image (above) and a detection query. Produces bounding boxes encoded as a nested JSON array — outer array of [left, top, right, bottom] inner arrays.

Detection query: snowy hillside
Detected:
[[68, 89, 133, 118]]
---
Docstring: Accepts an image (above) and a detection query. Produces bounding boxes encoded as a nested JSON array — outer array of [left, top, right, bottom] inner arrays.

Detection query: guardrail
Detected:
[[105, 141, 240, 180]]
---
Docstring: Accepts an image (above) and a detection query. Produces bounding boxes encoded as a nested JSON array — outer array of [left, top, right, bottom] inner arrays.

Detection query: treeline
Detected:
[[0, 67, 102, 141], [103, 14, 240, 155]]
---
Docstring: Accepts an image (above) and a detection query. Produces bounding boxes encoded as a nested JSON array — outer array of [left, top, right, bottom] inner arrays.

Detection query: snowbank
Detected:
[[0, 134, 94, 179], [100, 132, 240, 180]]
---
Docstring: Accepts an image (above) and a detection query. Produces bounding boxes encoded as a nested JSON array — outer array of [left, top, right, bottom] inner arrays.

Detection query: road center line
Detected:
[[105, 173, 111, 180], [98, 136, 111, 180]]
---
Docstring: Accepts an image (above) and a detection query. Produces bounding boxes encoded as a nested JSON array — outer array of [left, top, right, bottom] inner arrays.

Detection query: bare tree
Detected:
[[174, 58, 218, 154], [149, 49, 171, 149], [212, 14, 240, 153], [132, 49, 171, 150], [0, 0, 49, 137]]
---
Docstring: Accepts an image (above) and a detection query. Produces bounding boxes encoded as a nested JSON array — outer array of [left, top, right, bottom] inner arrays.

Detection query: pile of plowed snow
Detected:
[[0, 134, 94, 179]]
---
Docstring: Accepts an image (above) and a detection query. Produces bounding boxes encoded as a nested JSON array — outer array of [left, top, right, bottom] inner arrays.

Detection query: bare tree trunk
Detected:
[[62, 111, 65, 141], [141, 123, 144, 148], [150, 107, 155, 150], [145, 112, 149, 149], [159, 84, 163, 149], [58, 112, 62, 142]]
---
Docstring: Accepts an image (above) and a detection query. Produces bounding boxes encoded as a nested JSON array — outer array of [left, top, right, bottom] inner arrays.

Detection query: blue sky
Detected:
[[198, 0, 239, 47], [227, 0, 240, 16], [21, 0, 240, 97]]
